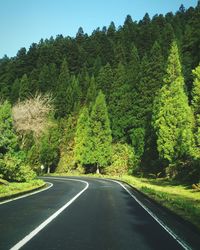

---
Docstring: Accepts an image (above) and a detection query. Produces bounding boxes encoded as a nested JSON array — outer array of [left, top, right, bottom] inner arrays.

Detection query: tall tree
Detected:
[[74, 107, 91, 167], [191, 64, 200, 151], [55, 59, 70, 118], [96, 63, 113, 100], [11, 78, 20, 104], [0, 101, 18, 156], [86, 76, 97, 107], [90, 91, 112, 173], [152, 41, 195, 164], [19, 74, 30, 101], [109, 63, 132, 141], [140, 41, 165, 171]]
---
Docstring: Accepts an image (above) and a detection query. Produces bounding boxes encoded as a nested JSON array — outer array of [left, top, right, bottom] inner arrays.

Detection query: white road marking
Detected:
[[109, 179, 191, 250], [0, 182, 53, 205], [10, 178, 89, 250]]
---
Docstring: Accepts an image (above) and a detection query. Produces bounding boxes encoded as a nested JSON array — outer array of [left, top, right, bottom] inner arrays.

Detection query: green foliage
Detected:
[[38, 122, 60, 172], [191, 64, 200, 150], [0, 4, 199, 180], [0, 101, 18, 156], [86, 76, 97, 107], [56, 115, 82, 174], [152, 41, 195, 163], [19, 74, 30, 101], [90, 91, 112, 171], [54, 59, 70, 118], [0, 152, 36, 182], [74, 107, 91, 166], [96, 64, 113, 99], [11, 78, 20, 103], [109, 63, 133, 141], [105, 143, 135, 175], [130, 127, 145, 159]]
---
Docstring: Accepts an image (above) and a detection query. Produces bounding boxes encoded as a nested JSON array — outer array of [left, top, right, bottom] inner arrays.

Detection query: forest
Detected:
[[0, 2, 200, 183]]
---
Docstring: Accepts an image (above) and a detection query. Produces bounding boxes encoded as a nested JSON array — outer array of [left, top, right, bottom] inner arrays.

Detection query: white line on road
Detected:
[[10, 178, 89, 250], [109, 179, 191, 250], [0, 182, 53, 205]]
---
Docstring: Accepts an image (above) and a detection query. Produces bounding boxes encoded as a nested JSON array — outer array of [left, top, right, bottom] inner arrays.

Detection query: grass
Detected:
[[50, 172, 200, 231], [0, 179, 45, 199], [116, 175, 200, 230]]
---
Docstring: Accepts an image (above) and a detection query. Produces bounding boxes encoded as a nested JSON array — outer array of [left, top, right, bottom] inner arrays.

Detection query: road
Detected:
[[0, 177, 199, 250]]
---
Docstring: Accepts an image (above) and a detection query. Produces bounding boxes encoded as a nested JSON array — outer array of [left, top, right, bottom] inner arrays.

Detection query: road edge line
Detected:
[[0, 182, 53, 205], [109, 179, 191, 250], [10, 178, 89, 250]]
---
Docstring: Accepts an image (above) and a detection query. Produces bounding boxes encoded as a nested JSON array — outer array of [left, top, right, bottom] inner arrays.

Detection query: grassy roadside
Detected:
[[114, 175, 200, 231], [0, 179, 45, 199], [50, 172, 200, 231]]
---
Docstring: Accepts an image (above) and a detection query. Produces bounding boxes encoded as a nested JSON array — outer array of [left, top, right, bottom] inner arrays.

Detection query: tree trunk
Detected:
[[47, 166, 50, 174], [96, 164, 100, 174]]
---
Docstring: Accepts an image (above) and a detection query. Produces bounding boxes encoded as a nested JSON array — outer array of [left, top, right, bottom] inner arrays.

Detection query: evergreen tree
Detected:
[[0, 101, 18, 156], [39, 123, 60, 173], [11, 78, 20, 104], [55, 59, 70, 118], [70, 75, 81, 113], [90, 91, 112, 173], [140, 41, 165, 170], [78, 66, 90, 99], [38, 64, 49, 93], [152, 41, 195, 164], [74, 107, 91, 166], [19, 74, 30, 101], [38, 63, 57, 93], [109, 63, 132, 141], [127, 45, 140, 87], [96, 63, 114, 100], [191, 64, 200, 150], [86, 76, 97, 107]]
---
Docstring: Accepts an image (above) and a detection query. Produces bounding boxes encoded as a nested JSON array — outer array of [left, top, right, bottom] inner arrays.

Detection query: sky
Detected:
[[0, 0, 197, 58]]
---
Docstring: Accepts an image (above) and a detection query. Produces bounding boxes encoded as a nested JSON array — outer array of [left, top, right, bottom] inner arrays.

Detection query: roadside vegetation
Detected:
[[0, 1, 199, 224], [50, 172, 200, 231], [116, 175, 200, 231], [0, 179, 44, 199]]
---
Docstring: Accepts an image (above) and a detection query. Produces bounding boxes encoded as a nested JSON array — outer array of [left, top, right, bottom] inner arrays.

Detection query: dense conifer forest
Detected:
[[0, 2, 200, 183]]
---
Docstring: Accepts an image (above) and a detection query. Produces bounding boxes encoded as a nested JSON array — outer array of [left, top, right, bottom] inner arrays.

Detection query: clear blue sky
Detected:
[[0, 0, 197, 58]]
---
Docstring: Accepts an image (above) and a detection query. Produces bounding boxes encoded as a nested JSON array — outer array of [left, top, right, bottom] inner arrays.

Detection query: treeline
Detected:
[[0, 3, 200, 182]]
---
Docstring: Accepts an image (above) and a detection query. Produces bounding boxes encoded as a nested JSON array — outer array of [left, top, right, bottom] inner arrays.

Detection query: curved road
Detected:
[[0, 177, 199, 250]]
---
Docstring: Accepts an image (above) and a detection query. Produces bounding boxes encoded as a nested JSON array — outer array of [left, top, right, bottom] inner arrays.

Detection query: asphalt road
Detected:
[[0, 177, 199, 250]]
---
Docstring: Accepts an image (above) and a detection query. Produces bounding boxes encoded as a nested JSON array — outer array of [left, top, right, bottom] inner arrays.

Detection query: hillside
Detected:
[[0, 2, 200, 183]]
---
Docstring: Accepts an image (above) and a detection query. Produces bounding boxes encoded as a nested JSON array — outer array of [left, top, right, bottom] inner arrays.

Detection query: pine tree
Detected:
[[86, 76, 97, 107], [55, 59, 70, 118], [127, 45, 140, 87], [74, 107, 91, 166], [38, 63, 57, 93], [70, 75, 81, 113], [140, 41, 165, 170], [152, 41, 195, 164], [109, 63, 132, 141], [19, 74, 30, 101], [11, 78, 20, 104], [39, 123, 60, 173], [90, 91, 112, 173], [38, 64, 49, 93], [191, 64, 200, 149], [96, 63, 113, 100]]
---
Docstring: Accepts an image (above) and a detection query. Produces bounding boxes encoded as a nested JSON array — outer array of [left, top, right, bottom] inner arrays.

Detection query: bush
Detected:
[[0, 152, 36, 182], [104, 143, 135, 175], [166, 158, 200, 183]]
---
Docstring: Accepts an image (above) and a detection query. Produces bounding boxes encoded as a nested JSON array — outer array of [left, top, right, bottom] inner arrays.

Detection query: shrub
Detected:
[[0, 152, 36, 182], [166, 158, 200, 183], [105, 143, 135, 175]]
